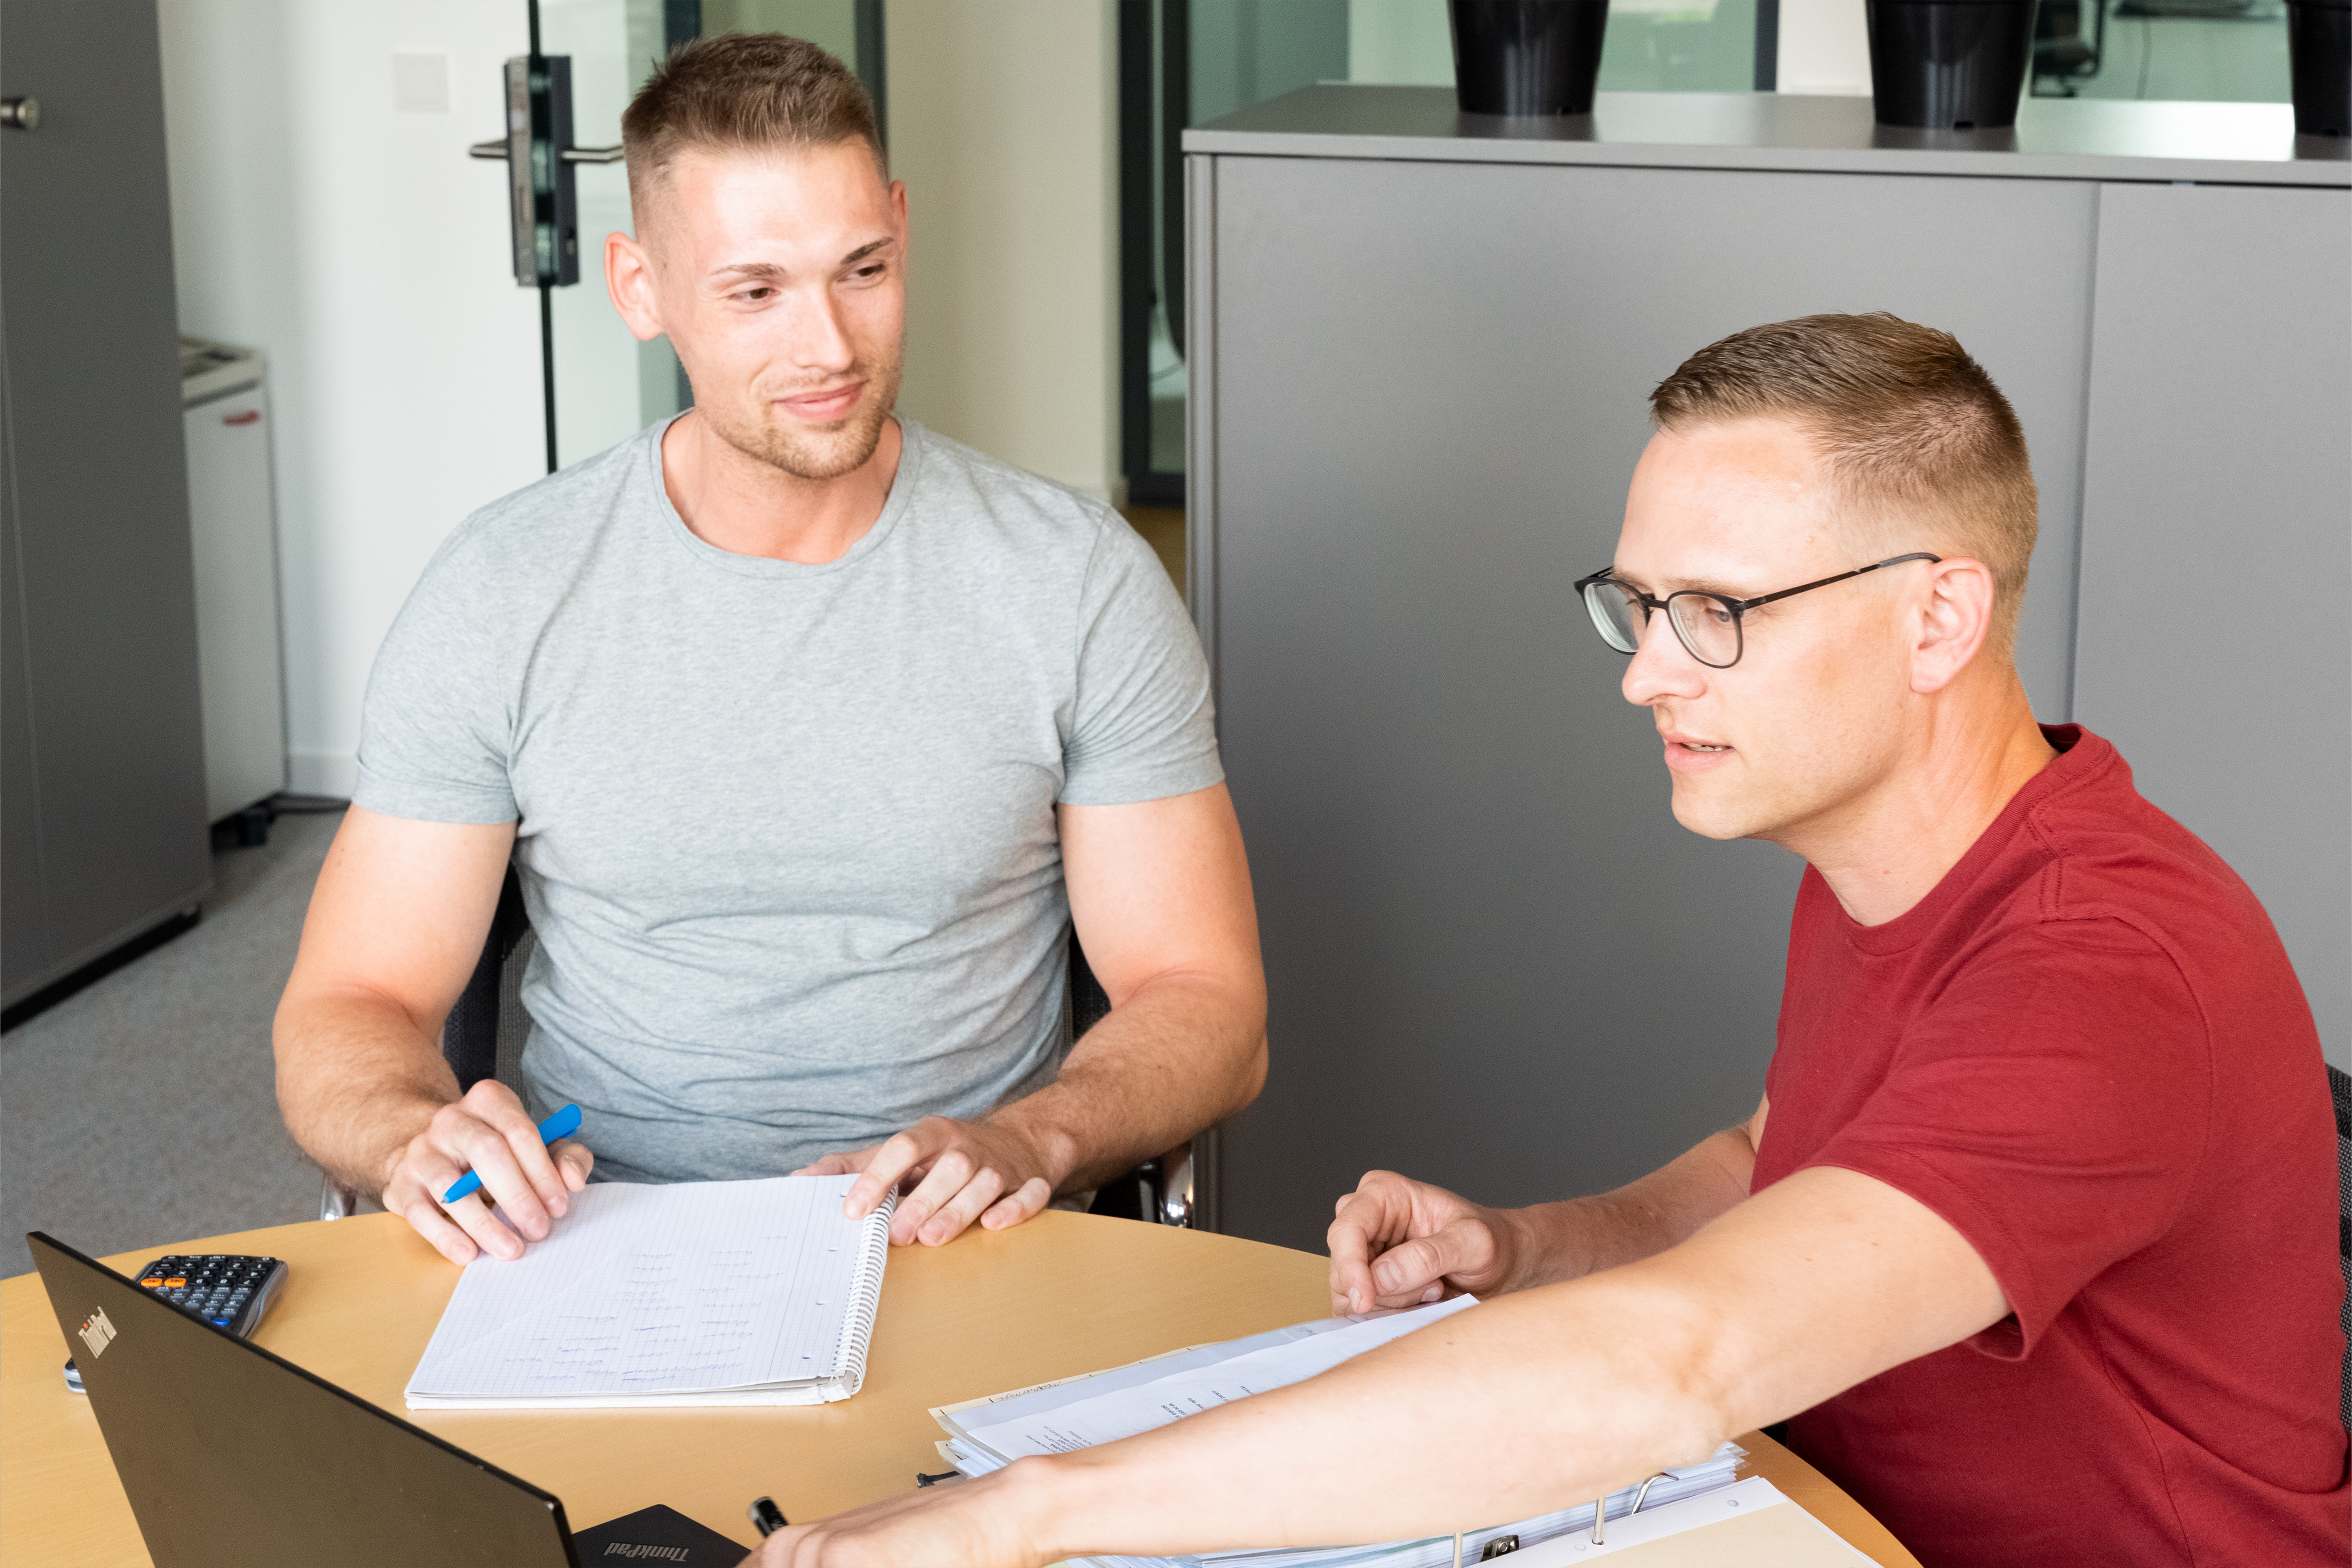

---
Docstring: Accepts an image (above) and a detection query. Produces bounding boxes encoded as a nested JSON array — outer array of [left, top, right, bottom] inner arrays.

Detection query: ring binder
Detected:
[[1589, 1471, 1673, 1545], [934, 1300, 1752, 1568]]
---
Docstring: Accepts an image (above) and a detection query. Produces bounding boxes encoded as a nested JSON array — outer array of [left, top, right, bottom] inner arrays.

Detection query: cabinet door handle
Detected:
[[223, 410, 261, 426], [2, 98, 38, 131]]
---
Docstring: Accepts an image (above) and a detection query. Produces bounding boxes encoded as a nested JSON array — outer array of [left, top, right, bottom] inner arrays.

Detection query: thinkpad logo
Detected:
[[601, 1545, 689, 1561], [78, 1307, 117, 1359]]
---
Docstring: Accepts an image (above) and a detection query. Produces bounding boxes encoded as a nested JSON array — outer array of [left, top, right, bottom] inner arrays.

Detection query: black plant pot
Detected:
[[1865, 0, 2038, 129], [1448, 0, 1614, 117], [2287, 0, 2351, 137]]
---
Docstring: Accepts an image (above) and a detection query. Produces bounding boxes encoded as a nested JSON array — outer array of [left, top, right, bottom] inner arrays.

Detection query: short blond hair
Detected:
[[1650, 313, 2038, 639], [621, 32, 883, 222]]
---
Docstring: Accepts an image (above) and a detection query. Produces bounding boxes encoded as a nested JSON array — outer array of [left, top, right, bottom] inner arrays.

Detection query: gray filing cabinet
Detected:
[[1182, 90, 2350, 1248]]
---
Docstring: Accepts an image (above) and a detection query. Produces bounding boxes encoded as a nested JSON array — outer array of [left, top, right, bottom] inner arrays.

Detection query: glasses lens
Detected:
[[1582, 580, 1645, 654], [1668, 593, 1740, 668]]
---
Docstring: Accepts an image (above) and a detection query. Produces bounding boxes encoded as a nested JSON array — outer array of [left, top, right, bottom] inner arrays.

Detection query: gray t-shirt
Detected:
[[354, 417, 1221, 1183]]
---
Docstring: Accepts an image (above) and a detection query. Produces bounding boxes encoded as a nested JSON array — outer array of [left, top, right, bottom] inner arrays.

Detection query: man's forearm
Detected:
[[274, 989, 461, 1195], [1497, 1124, 1758, 1291], [1021, 1263, 1727, 1560], [994, 1160, 1988, 1565], [988, 971, 1267, 1194]]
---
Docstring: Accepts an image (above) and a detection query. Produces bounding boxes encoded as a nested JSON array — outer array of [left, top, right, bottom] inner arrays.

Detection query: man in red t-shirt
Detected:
[[752, 316, 2345, 1567]]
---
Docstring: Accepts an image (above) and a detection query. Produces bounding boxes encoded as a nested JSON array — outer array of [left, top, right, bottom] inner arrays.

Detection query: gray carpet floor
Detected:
[[1, 809, 343, 1278]]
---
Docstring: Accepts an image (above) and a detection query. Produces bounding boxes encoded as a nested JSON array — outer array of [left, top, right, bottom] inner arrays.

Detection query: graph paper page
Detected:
[[405, 1174, 876, 1402]]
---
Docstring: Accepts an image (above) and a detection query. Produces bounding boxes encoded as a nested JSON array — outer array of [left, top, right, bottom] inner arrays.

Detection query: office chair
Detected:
[[320, 867, 1195, 1229], [2333, 1063, 2350, 1429]]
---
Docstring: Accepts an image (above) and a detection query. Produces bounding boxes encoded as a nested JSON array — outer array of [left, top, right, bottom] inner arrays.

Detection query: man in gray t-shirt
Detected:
[[275, 35, 1267, 1268]]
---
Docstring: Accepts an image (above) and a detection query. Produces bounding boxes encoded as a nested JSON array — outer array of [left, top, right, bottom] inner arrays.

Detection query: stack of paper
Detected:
[[931, 1297, 1746, 1568], [406, 1174, 895, 1410]]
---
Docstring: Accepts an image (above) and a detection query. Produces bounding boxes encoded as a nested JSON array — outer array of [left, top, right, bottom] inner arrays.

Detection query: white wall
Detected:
[[157, 1, 545, 798], [1777, 0, 1872, 96], [885, 0, 1121, 501]]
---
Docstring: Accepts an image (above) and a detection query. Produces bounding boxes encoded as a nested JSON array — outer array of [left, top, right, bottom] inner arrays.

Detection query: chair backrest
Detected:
[[2331, 1063, 2350, 1430], [441, 865, 532, 1095], [1067, 930, 1113, 1044]]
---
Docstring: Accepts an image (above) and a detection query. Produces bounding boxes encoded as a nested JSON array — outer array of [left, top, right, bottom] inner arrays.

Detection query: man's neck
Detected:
[[1789, 676, 2058, 928], [659, 409, 903, 564]]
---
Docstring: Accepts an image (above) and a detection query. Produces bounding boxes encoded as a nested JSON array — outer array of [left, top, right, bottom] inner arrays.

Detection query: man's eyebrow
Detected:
[[1616, 568, 1763, 598], [1659, 574, 1752, 597], [708, 238, 895, 282]]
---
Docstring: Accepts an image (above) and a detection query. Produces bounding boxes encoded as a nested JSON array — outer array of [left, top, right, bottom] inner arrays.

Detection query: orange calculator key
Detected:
[[163, 1278, 186, 1288], [140, 1278, 164, 1288]]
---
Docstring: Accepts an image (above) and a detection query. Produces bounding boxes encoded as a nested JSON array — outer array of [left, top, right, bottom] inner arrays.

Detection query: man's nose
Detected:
[[783, 286, 856, 372], [1622, 608, 1705, 708]]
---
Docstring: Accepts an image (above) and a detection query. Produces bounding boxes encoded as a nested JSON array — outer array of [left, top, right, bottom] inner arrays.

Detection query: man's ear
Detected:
[[1910, 556, 1996, 695], [605, 230, 666, 343]]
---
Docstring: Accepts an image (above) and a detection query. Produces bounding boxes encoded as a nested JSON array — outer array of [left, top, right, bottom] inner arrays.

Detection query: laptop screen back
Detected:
[[29, 1231, 577, 1568]]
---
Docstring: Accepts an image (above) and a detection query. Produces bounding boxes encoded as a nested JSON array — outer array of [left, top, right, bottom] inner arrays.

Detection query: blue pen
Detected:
[[441, 1104, 583, 1205]]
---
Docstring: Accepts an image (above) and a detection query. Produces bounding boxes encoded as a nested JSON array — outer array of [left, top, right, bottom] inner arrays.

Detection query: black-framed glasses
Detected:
[[1572, 553, 1941, 670]]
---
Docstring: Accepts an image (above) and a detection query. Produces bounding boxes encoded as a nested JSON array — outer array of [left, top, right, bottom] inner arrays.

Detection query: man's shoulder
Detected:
[[1970, 729, 2302, 1018], [901, 421, 1129, 558], [429, 426, 657, 585], [2012, 729, 2259, 925]]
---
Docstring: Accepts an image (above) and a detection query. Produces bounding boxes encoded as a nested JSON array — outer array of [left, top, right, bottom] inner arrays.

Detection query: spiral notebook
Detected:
[[404, 1173, 894, 1410]]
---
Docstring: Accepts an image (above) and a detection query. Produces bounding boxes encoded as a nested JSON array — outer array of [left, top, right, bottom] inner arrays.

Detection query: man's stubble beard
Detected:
[[699, 341, 905, 482]]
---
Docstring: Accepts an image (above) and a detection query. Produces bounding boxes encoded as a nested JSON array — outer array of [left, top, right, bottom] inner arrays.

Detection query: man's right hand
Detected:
[[380, 1080, 593, 1265], [1327, 1170, 1524, 1316]]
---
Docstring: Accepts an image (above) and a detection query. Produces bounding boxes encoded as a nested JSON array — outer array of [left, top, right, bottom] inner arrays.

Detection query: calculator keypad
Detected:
[[132, 1254, 282, 1334]]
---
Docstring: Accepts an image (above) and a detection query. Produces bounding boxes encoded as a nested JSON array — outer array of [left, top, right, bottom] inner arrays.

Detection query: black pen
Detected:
[[749, 1496, 789, 1538]]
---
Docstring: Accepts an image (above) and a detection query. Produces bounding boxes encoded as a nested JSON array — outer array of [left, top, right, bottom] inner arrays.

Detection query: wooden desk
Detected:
[[3, 1212, 1919, 1566]]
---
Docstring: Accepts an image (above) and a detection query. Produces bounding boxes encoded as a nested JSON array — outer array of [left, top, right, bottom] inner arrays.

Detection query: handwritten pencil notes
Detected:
[[930, 1297, 1754, 1568], [404, 1174, 894, 1410]]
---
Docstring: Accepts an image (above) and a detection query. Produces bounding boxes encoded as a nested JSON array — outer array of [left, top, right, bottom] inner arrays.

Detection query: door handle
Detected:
[[2, 97, 38, 131], [469, 141, 620, 164], [466, 56, 613, 288], [223, 410, 261, 426]]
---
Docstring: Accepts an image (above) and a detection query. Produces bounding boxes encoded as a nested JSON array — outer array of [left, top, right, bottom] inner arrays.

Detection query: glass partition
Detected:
[[2032, 0, 2290, 102], [1344, 0, 1762, 94]]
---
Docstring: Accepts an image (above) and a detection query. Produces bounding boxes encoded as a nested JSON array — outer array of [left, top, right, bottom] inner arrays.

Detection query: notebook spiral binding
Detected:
[[828, 1188, 898, 1400]]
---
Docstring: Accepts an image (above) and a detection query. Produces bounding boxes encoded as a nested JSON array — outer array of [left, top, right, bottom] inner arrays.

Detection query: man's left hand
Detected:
[[796, 1114, 1058, 1246]]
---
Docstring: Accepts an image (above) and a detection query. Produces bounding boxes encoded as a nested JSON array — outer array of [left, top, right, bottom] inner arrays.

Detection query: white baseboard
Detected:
[[287, 748, 358, 800]]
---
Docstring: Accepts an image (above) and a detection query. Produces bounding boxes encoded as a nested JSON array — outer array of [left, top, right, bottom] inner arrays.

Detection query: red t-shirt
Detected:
[[1756, 725, 2347, 1567]]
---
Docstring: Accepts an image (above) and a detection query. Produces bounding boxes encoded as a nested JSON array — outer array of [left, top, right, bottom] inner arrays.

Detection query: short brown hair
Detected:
[[1650, 313, 2038, 640], [621, 32, 884, 220]]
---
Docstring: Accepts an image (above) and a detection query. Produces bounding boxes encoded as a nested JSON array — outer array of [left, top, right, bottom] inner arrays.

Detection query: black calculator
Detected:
[[64, 1253, 289, 1392]]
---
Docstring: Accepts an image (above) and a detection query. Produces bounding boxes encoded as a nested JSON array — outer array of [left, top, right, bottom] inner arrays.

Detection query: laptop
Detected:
[[29, 1230, 579, 1568]]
